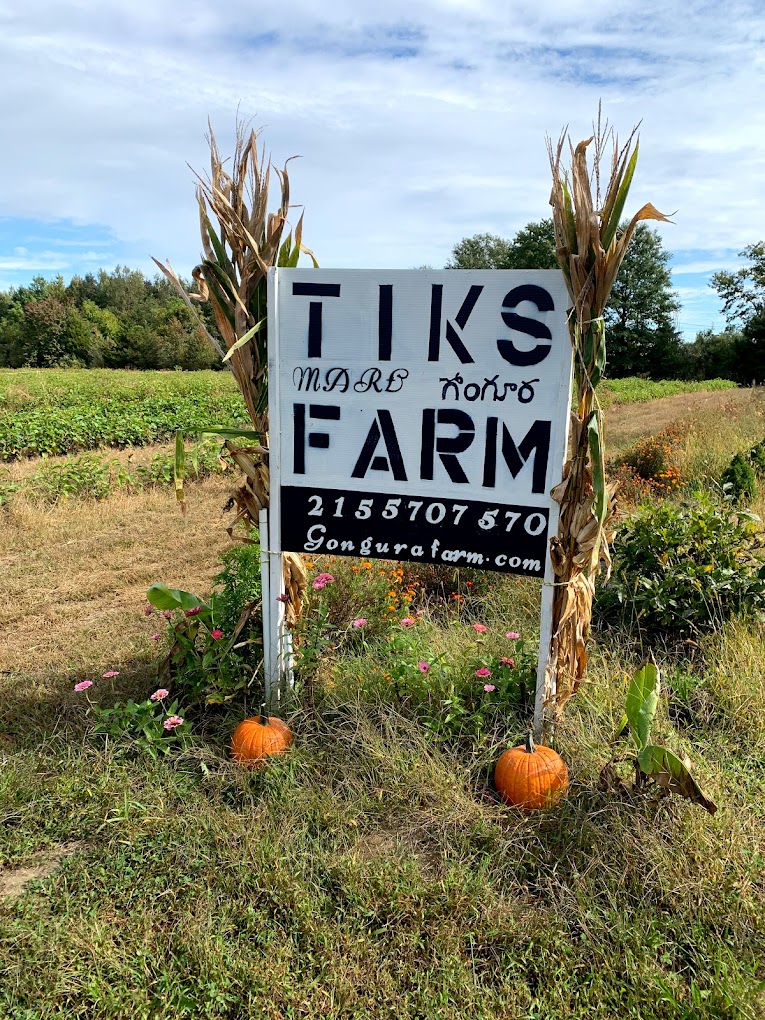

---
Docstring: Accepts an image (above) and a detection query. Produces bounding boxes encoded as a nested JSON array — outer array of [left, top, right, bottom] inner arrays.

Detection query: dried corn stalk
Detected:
[[153, 121, 316, 624], [544, 108, 672, 729]]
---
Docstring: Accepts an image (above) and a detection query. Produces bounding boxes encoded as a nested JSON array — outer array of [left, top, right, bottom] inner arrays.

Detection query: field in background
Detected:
[[0, 369, 247, 459], [0, 370, 737, 461], [599, 376, 735, 408], [0, 373, 763, 1020]]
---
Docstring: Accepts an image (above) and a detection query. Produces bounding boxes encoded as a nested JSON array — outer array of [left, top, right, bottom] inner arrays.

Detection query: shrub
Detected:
[[615, 423, 685, 496], [720, 452, 757, 503], [596, 491, 765, 640], [747, 441, 765, 475]]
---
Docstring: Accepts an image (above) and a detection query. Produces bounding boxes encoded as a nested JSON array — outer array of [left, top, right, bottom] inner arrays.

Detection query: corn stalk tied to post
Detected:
[[543, 108, 673, 733], [153, 121, 316, 626]]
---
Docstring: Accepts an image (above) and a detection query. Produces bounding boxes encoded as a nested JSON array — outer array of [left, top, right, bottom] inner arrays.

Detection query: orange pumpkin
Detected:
[[494, 733, 568, 810], [231, 709, 293, 767]]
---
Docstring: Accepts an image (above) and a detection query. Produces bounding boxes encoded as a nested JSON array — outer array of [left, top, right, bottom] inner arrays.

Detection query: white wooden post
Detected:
[[533, 580, 556, 740], [533, 350, 573, 741], [259, 508, 275, 708]]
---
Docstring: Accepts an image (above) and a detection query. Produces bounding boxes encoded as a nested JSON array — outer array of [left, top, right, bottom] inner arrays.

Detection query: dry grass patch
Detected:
[[605, 386, 762, 455], [0, 841, 87, 902], [0, 478, 232, 678]]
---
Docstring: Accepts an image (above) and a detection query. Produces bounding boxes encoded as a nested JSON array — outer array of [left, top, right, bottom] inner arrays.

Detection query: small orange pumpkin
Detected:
[[231, 708, 293, 767], [494, 733, 568, 810]]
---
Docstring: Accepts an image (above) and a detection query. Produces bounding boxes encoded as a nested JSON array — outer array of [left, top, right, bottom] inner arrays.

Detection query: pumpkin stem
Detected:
[[525, 732, 536, 754], [258, 702, 269, 725]]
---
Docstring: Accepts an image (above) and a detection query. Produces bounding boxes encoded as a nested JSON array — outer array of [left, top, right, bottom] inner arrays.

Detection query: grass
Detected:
[[1, 377, 764, 1019]]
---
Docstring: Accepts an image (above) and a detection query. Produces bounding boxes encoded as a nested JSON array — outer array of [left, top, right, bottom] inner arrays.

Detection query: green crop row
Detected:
[[0, 369, 738, 460], [599, 377, 736, 408], [0, 371, 249, 460], [0, 368, 240, 412], [0, 441, 228, 506]]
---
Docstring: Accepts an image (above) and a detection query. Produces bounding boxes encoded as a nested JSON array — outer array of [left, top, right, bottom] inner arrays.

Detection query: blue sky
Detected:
[[1, 0, 764, 341]]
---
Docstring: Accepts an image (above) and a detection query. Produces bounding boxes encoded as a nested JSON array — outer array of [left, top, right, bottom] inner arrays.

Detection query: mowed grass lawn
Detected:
[[0, 374, 763, 1020]]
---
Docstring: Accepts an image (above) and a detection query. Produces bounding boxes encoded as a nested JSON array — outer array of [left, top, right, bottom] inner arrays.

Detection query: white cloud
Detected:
[[0, 0, 763, 334]]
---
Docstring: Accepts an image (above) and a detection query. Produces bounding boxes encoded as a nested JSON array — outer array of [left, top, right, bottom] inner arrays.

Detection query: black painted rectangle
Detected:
[[280, 486, 548, 576]]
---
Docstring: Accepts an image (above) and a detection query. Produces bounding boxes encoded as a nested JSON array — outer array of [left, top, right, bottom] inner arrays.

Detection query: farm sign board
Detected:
[[267, 269, 572, 580]]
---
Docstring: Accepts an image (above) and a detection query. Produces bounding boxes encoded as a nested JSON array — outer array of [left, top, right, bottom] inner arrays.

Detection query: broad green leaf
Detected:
[[197, 427, 262, 441], [625, 657, 660, 750], [561, 181, 577, 255], [222, 318, 266, 363], [612, 711, 629, 742], [637, 744, 718, 814], [146, 582, 204, 613], [583, 319, 607, 389], [601, 143, 639, 252], [587, 410, 607, 527]]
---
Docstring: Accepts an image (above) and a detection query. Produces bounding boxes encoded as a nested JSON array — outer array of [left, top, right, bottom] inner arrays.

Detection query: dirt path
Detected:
[[605, 386, 760, 453]]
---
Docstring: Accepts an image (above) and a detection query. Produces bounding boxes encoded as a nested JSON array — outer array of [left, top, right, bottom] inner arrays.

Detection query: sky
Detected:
[[1, 0, 764, 341]]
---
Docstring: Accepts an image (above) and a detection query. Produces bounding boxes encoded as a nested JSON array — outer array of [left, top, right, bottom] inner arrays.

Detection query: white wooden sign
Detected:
[[266, 269, 572, 724]]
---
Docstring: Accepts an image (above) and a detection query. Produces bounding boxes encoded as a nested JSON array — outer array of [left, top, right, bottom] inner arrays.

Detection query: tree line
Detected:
[[0, 268, 220, 370], [447, 222, 765, 383], [2, 235, 763, 380]]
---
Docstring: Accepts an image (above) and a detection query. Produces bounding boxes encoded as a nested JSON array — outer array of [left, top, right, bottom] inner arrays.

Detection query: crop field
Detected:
[[0, 369, 247, 459], [599, 376, 736, 408], [0, 371, 764, 1020]]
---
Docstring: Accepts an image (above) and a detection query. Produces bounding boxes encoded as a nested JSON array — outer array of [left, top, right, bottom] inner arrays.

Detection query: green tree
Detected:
[[732, 311, 765, 384], [447, 220, 681, 379], [711, 242, 765, 327], [682, 328, 741, 381], [604, 224, 682, 378], [446, 219, 556, 270]]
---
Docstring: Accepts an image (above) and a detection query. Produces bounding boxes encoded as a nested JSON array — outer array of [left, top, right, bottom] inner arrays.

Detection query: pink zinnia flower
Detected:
[[400, 617, 415, 627], [500, 657, 515, 668], [505, 631, 520, 640], [275, 594, 289, 603], [475, 667, 491, 679], [418, 661, 430, 673], [73, 680, 93, 692], [102, 671, 120, 679], [210, 629, 223, 640], [144, 604, 154, 616], [161, 610, 173, 620], [483, 684, 496, 693], [150, 633, 161, 641], [163, 715, 184, 731], [312, 572, 335, 591], [185, 606, 202, 617], [472, 623, 488, 633], [352, 618, 367, 628], [150, 689, 169, 701]]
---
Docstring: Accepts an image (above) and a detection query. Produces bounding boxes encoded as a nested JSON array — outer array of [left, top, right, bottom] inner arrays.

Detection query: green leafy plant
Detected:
[[611, 658, 717, 813], [146, 581, 258, 706], [597, 491, 765, 639], [29, 454, 113, 502], [90, 690, 188, 758], [0, 368, 247, 461], [721, 452, 758, 503]]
